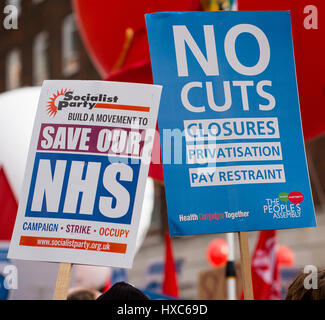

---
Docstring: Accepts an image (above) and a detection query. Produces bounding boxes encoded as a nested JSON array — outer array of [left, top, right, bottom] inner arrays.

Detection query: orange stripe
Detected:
[[94, 103, 150, 112], [19, 236, 127, 254]]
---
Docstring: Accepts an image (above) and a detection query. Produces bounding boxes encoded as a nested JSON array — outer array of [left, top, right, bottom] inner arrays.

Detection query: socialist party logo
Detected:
[[46, 89, 119, 117]]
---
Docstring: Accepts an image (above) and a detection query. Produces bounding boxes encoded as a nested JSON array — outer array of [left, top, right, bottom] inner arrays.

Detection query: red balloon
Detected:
[[238, 0, 325, 140], [72, 0, 202, 183], [277, 245, 295, 267], [72, 0, 201, 78], [206, 238, 228, 267]]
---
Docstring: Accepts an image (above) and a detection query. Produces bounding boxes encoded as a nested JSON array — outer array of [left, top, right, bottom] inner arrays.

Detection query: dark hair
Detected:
[[285, 268, 325, 300], [67, 288, 99, 300], [96, 282, 149, 300]]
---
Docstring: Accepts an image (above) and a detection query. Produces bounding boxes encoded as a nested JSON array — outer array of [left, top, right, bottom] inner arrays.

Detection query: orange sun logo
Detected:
[[46, 88, 68, 117]]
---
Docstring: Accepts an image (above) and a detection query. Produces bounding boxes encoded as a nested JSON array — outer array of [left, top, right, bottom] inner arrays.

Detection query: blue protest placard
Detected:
[[145, 11, 316, 236]]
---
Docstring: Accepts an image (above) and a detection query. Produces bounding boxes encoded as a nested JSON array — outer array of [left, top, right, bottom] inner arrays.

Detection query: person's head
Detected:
[[96, 281, 149, 300], [285, 268, 325, 300], [67, 287, 101, 300]]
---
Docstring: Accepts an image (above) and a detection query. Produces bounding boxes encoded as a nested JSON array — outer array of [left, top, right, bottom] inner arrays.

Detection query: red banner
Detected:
[[0, 167, 17, 241]]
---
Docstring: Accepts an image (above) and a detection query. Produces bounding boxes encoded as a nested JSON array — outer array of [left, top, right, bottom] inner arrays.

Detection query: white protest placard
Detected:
[[8, 80, 161, 268]]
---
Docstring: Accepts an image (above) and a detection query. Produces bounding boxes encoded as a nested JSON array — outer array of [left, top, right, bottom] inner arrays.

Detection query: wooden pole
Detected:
[[226, 233, 237, 300], [53, 262, 73, 300], [238, 231, 254, 300]]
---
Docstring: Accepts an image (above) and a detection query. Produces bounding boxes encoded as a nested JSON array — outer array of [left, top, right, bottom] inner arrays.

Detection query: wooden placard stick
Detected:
[[238, 231, 254, 300], [53, 262, 73, 300]]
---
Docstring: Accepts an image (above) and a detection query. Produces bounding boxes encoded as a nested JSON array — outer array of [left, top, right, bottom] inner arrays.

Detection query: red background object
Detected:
[[72, 0, 201, 78], [206, 238, 228, 267], [73, 0, 202, 182], [162, 232, 179, 297], [249, 230, 281, 300], [277, 245, 295, 267], [0, 167, 18, 241], [238, 0, 325, 140]]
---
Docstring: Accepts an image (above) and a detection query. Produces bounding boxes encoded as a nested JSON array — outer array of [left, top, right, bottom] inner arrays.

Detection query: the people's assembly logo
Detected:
[[263, 191, 304, 219], [46, 89, 119, 117]]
